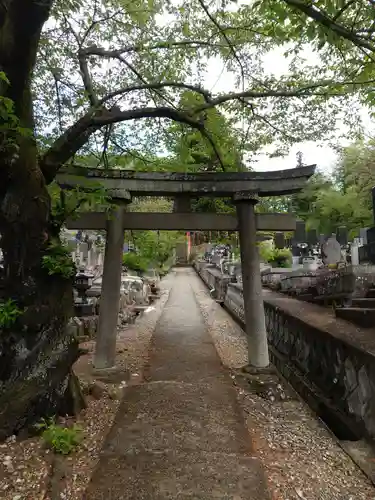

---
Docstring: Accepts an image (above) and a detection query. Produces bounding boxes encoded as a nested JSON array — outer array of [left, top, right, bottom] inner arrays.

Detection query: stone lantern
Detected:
[[74, 267, 95, 316]]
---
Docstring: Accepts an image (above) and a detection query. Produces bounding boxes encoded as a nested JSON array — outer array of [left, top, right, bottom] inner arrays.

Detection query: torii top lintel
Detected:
[[56, 164, 316, 197]]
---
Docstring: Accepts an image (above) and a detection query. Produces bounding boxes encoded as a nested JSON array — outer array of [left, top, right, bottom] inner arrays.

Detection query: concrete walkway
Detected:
[[85, 268, 271, 499]]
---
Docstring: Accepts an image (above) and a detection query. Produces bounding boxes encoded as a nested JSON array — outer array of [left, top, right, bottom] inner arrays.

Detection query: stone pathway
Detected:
[[84, 268, 271, 499]]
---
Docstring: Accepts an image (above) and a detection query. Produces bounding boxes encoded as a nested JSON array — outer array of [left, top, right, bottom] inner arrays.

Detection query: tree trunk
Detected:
[[0, 1, 85, 440], [0, 160, 86, 438]]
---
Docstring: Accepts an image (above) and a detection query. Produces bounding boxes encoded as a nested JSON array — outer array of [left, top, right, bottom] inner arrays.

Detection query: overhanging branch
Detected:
[[80, 40, 227, 58], [40, 106, 210, 183], [40, 75, 374, 183], [99, 81, 212, 105], [281, 0, 375, 53]]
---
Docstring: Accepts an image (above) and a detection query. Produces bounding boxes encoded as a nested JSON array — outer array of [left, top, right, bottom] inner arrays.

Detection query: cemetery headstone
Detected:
[[295, 220, 306, 243], [351, 242, 359, 266], [307, 229, 318, 246], [360, 227, 369, 245], [322, 234, 342, 266], [274, 232, 285, 249], [80, 242, 89, 264], [336, 226, 348, 246], [367, 227, 375, 244], [97, 250, 104, 267]]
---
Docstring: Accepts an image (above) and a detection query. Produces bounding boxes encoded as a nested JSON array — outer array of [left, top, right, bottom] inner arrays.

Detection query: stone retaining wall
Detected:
[[264, 292, 375, 441], [194, 260, 232, 301], [195, 262, 375, 441]]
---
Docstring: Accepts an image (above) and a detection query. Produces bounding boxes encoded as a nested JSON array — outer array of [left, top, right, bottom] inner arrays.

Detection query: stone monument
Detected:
[[322, 234, 342, 266]]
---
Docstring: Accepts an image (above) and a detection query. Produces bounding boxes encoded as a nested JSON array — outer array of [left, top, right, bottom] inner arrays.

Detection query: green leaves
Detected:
[[37, 418, 83, 455], [42, 242, 75, 279], [288, 139, 375, 235], [49, 182, 113, 225], [28, 0, 373, 177], [0, 300, 22, 329]]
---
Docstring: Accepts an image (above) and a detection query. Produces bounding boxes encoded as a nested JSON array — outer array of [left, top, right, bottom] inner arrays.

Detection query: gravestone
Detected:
[[336, 226, 348, 246], [360, 227, 369, 245], [291, 221, 307, 259], [97, 250, 104, 267], [295, 220, 306, 243], [319, 234, 326, 245], [322, 234, 342, 266], [274, 232, 285, 249], [80, 242, 89, 264], [367, 227, 375, 244], [307, 229, 318, 246]]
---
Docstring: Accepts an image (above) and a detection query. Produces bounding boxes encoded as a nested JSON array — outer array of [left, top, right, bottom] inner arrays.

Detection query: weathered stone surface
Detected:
[[261, 269, 291, 291], [89, 381, 107, 400], [67, 316, 98, 340], [263, 291, 375, 441], [279, 269, 318, 295], [312, 266, 375, 301], [82, 316, 98, 338], [57, 164, 316, 197], [224, 283, 245, 324]]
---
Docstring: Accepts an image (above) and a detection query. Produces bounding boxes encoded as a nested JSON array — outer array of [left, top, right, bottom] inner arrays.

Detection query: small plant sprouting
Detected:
[[36, 417, 83, 455], [0, 299, 22, 328]]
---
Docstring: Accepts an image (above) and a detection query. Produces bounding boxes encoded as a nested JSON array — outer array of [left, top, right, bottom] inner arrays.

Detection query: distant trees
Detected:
[[291, 140, 375, 236]]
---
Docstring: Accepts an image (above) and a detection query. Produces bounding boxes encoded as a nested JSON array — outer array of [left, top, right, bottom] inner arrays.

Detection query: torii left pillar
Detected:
[[94, 201, 129, 370], [234, 192, 269, 369]]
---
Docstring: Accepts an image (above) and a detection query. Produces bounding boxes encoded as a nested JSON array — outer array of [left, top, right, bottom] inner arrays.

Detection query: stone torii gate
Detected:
[[57, 165, 315, 371]]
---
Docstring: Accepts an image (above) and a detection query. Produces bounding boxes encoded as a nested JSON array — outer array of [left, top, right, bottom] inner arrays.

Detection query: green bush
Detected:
[[258, 242, 292, 268], [269, 248, 292, 268], [122, 252, 149, 273], [37, 418, 82, 455], [257, 241, 274, 263]]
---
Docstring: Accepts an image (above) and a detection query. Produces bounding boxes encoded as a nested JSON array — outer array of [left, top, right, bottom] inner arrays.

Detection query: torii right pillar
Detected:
[[234, 192, 270, 369]]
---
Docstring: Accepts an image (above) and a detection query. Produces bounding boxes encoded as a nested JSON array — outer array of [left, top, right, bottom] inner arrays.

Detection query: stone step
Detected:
[[351, 298, 375, 308], [335, 307, 375, 328]]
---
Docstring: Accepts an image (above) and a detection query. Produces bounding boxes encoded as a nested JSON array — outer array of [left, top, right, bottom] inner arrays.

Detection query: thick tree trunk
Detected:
[[0, 1, 85, 440], [0, 155, 86, 438]]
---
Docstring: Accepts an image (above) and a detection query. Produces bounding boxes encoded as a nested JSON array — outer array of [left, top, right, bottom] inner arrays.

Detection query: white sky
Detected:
[[203, 47, 374, 174]]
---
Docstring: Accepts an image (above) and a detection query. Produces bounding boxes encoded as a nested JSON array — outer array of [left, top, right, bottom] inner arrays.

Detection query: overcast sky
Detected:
[[203, 46, 374, 174]]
